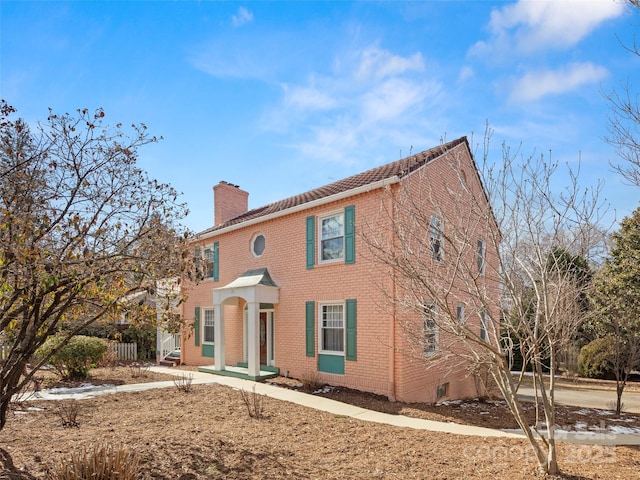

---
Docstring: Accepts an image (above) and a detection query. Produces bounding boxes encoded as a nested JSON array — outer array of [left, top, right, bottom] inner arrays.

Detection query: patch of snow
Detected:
[[13, 406, 46, 415], [437, 399, 462, 406], [314, 386, 334, 394], [575, 409, 596, 415], [44, 384, 115, 395], [611, 417, 635, 423], [608, 425, 640, 435], [596, 410, 614, 416]]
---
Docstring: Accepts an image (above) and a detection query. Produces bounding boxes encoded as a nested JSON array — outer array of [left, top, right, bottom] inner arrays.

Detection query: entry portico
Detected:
[[212, 268, 279, 379]]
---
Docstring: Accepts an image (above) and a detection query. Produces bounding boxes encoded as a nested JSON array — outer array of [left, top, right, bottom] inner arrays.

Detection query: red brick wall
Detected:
[[213, 181, 249, 226], [182, 142, 500, 403]]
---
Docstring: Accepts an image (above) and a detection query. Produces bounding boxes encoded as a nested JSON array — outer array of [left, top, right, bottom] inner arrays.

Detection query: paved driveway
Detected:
[[517, 385, 640, 414]]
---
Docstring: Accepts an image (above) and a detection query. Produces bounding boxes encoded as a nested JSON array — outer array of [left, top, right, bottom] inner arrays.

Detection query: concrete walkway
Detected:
[[21, 366, 640, 446]]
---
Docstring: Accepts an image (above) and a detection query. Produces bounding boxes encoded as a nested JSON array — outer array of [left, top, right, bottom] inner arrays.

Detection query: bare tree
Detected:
[[605, 1, 640, 185], [0, 101, 192, 430], [362, 130, 607, 475]]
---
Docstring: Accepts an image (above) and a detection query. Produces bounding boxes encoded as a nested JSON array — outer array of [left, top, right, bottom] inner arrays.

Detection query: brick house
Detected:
[[180, 136, 499, 403]]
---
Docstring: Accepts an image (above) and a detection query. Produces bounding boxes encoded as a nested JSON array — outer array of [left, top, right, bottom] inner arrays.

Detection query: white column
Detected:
[[246, 301, 260, 377], [214, 303, 225, 371]]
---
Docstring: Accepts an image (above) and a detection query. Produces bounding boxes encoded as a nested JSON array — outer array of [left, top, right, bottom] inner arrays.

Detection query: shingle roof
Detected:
[[198, 136, 469, 235]]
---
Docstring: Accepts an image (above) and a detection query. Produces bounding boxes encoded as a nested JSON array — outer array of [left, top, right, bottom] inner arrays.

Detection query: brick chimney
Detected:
[[213, 181, 249, 226]]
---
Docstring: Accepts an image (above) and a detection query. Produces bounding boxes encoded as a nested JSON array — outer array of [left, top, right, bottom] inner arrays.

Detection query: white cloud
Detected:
[[232, 7, 253, 27], [362, 78, 431, 123], [509, 62, 609, 102], [261, 45, 442, 166], [472, 0, 624, 57], [283, 84, 337, 111], [354, 47, 425, 81], [458, 66, 474, 83]]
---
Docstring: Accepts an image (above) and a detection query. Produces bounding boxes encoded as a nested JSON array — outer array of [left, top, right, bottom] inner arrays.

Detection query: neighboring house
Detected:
[[181, 137, 499, 403], [120, 278, 182, 363]]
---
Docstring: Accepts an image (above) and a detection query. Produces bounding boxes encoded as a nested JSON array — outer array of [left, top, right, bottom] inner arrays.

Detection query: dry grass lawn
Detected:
[[1, 366, 639, 479]]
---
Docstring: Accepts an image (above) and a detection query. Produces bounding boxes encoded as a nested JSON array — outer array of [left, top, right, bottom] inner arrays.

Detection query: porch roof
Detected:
[[219, 268, 278, 289], [213, 267, 279, 305]]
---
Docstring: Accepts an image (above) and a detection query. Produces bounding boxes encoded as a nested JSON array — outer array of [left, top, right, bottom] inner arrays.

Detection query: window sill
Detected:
[[318, 258, 344, 265]]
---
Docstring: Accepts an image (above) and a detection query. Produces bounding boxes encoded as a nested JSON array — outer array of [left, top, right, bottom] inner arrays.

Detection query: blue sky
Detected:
[[2, 1, 639, 233]]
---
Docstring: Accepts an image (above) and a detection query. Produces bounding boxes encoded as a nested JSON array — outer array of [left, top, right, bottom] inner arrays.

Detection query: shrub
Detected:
[[300, 370, 324, 392], [239, 386, 266, 419], [578, 337, 616, 379], [36, 335, 108, 380], [173, 372, 194, 393], [46, 444, 139, 480], [53, 399, 81, 428]]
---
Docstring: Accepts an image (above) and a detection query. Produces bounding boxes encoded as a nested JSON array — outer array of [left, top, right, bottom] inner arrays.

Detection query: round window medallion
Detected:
[[252, 234, 265, 256]]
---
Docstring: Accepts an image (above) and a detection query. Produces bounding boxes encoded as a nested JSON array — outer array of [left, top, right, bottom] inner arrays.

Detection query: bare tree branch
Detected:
[[361, 128, 607, 475]]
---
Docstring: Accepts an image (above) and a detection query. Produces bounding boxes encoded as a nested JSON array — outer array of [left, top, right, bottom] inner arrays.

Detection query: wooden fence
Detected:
[[110, 342, 138, 361], [0, 341, 139, 362]]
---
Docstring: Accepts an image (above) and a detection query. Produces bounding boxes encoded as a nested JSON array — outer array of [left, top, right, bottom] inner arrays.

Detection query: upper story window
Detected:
[[195, 242, 219, 281], [320, 212, 344, 262], [203, 246, 215, 279], [252, 233, 265, 257], [477, 238, 486, 275], [457, 303, 465, 324], [306, 206, 355, 269], [430, 215, 444, 262]]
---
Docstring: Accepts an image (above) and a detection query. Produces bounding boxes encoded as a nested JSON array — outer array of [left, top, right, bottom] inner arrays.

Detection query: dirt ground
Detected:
[[1, 366, 639, 479]]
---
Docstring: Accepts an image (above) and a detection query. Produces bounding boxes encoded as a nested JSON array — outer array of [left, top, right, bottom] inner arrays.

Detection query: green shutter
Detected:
[[345, 205, 355, 264], [305, 301, 315, 357], [346, 299, 356, 361], [194, 307, 201, 347], [306, 216, 315, 269], [213, 241, 219, 281]]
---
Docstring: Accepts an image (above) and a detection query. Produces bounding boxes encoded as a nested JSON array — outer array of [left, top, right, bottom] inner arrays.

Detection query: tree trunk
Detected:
[[493, 365, 549, 471], [0, 355, 29, 430], [546, 351, 559, 475], [616, 382, 625, 416]]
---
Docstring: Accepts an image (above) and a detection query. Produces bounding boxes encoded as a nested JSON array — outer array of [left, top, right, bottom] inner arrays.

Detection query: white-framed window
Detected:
[[251, 233, 265, 257], [480, 310, 488, 341], [203, 246, 215, 279], [456, 303, 465, 324], [477, 238, 486, 275], [203, 308, 215, 343], [319, 212, 345, 262], [424, 303, 438, 355], [319, 303, 344, 354], [430, 215, 443, 262]]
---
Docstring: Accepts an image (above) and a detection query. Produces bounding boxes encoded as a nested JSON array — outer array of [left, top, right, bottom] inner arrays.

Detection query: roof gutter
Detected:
[[196, 176, 401, 241]]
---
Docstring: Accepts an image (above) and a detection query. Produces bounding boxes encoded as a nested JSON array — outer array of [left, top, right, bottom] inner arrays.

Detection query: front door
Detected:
[[244, 307, 275, 367], [259, 312, 267, 365]]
